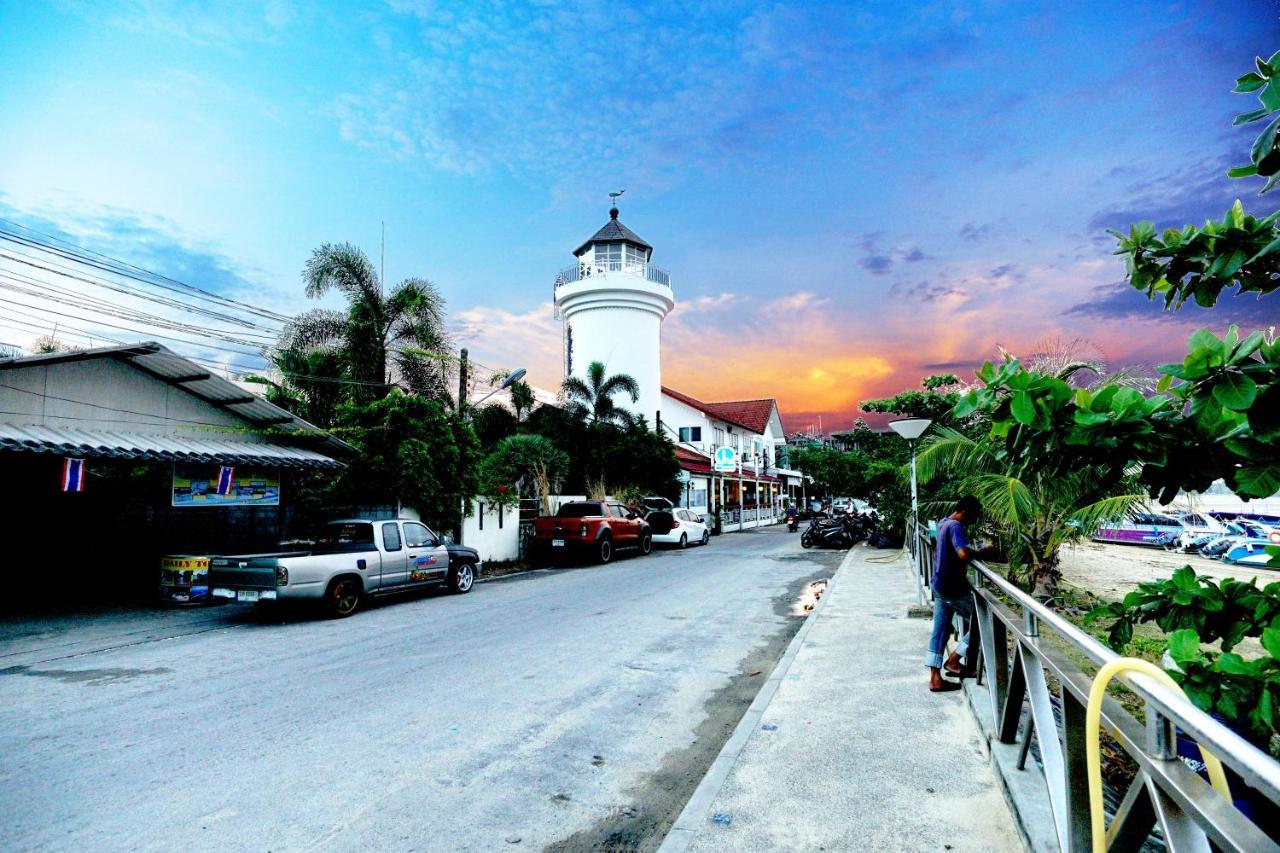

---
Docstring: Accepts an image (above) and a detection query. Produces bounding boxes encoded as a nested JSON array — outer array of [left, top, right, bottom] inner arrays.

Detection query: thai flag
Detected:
[[215, 466, 235, 496], [62, 458, 85, 492]]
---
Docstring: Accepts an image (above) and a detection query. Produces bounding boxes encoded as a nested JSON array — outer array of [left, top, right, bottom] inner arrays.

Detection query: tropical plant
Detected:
[[562, 361, 640, 427], [479, 434, 568, 514], [321, 391, 479, 533], [510, 379, 535, 422], [915, 424, 1145, 596], [281, 242, 452, 405]]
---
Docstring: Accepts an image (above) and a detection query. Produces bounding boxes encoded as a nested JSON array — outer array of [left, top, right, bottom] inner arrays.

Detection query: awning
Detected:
[[0, 423, 343, 469]]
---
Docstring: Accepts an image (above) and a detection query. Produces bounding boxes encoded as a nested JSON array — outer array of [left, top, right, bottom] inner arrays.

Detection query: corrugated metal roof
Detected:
[[0, 341, 355, 459], [0, 423, 343, 468]]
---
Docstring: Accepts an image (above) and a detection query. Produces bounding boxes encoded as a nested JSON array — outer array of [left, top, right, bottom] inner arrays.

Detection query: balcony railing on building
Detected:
[[555, 261, 671, 288]]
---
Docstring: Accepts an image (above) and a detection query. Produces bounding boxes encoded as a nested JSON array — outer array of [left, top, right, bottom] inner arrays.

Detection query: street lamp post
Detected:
[[888, 417, 933, 546], [467, 368, 527, 416]]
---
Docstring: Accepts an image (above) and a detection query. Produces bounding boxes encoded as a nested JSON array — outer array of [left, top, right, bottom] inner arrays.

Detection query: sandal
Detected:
[[929, 681, 962, 693]]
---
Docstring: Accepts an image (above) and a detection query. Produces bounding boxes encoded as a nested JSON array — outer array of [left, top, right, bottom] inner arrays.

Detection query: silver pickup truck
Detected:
[[208, 518, 482, 618]]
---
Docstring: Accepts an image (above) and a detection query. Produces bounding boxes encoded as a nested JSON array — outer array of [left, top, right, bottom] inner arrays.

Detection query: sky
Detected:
[[1, 0, 1279, 431]]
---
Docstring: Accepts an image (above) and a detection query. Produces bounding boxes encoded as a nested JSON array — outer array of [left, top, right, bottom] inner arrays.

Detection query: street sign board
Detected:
[[713, 445, 738, 473]]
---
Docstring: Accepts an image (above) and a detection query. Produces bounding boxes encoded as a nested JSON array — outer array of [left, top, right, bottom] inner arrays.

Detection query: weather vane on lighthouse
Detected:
[[608, 189, 625, 214]]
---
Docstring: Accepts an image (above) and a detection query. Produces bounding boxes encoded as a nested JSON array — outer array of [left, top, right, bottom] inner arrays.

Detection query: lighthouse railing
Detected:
[[555, 263, 670, 288]]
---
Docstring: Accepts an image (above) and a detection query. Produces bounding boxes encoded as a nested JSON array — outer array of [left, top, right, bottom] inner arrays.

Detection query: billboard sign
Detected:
[[172, 465, 281, 507]]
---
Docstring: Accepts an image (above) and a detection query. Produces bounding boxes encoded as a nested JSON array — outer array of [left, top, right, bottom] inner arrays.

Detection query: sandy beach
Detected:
[[1058, 540, 1278, 600]]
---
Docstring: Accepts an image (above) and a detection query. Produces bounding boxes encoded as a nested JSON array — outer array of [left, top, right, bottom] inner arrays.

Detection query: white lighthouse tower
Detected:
[[554, 205, 675, 428]]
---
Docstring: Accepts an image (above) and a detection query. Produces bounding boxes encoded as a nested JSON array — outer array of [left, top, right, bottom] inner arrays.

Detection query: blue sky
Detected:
[[1, 1, 1278, 428]]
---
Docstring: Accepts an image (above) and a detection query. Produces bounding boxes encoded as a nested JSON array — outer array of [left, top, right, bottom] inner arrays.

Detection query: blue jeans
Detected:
[[925, 591, 974, 669]]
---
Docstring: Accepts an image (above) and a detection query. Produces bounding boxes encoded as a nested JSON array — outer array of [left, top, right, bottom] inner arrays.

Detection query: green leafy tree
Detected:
[[479, 434, 568, 513], [472, 403, 518, 448], [323, 392, 479, 532], [562, 361, 640, 427], [510, 380, 536, 422]]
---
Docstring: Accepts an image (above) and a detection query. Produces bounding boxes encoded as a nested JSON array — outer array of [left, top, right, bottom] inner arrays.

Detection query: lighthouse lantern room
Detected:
[[553, 205, 675, 428]]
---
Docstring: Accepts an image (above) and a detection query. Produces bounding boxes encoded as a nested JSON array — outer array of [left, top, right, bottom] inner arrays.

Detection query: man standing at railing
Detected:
[[927, 496, 994, 693]]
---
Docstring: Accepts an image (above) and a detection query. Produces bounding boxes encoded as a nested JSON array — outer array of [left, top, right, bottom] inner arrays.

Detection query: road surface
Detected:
[[0, 525, 840, 852]]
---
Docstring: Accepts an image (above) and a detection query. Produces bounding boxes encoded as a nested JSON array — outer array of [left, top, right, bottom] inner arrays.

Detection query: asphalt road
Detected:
[[0, 525, 841, 852]]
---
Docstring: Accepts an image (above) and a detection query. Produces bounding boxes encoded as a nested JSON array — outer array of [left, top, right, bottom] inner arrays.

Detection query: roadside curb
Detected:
[[657, 545, 859, 853]]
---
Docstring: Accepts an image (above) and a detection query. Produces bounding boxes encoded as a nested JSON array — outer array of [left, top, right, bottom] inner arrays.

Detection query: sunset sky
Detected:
[[2, 1, 1278, 431]]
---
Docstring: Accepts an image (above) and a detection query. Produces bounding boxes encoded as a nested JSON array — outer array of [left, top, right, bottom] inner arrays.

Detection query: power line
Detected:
[[0, 218, 293, 324]]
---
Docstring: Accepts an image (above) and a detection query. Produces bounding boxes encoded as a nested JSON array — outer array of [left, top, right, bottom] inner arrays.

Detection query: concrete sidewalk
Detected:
[[662, 547, 1022, 852]]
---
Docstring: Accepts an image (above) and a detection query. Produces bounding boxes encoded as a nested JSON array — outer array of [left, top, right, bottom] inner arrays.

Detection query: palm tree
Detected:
[[510, 380, 535, 422], [915, 425, 1144, 598], [562, 361, 640, 427], [280, 242, 451, 404]]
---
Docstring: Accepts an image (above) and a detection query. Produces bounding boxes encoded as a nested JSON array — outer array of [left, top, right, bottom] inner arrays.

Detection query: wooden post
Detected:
[[457, 347, 469, 410]]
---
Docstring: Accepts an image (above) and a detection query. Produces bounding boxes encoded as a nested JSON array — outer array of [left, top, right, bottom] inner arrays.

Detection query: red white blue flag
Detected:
[[62, 458, 85, 492], [215, 466, 235, 496]]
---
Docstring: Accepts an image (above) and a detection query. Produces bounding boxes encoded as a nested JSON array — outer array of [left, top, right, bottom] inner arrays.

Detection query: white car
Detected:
[[649, 508, 711, 548]]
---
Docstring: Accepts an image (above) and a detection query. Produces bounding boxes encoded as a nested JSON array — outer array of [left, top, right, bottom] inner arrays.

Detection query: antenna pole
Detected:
[[380, 221, 385, 299]]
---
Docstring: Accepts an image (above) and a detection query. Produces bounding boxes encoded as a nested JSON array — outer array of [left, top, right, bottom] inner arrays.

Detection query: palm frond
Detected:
[[598, 372, 640, 404], [914, 427, 995, 485], [303, 243, 381, 305], [963, 473, 1039, 530], [1048, 493, 1148, 552], [561, 376, 593, 406], [279, 309, 347, 351]]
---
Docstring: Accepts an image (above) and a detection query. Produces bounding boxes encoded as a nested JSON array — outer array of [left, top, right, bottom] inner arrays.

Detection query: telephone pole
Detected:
[[457, 348, 469, 410]]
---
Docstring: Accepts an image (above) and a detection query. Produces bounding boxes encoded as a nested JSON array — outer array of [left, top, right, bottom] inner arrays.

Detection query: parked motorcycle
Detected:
[[800, 514, 864, 549]]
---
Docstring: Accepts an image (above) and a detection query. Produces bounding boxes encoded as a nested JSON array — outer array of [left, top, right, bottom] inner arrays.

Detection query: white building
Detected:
[[553, 207, 804, 529], [554, 207, 674, 429]]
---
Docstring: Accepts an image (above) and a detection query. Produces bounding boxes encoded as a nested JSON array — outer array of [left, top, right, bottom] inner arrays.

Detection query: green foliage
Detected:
[[599, 421, 681, 502], [478, 434, 568, 512], [323, 392, 479, 532], [952, 328, 1280, 504], [861, 373, 969, 424], [1230, 49, 1280, 191], [1087, 568, 1280, 740], [472, 403, 518, 448], [1165, 628, 1280, 743], [1111, 202, 1280, 311], [562, 361, 641, 427], [1086, 567, 1280, 652]]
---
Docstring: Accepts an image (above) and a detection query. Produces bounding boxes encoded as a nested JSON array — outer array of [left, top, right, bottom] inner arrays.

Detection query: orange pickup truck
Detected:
[[531, 499, 653, 564]]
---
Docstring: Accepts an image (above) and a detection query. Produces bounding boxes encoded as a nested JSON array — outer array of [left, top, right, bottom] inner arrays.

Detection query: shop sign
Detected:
[[172, 464, 281, 507], [713, 446, 738, 473]]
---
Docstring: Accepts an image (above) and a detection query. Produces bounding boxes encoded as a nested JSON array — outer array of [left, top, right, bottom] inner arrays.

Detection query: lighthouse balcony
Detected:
[[555, 262, 670, 288]]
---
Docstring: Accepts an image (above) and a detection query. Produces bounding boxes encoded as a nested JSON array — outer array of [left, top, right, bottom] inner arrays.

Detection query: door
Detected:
[[378, 522, 409, 588], [404, 522, 449, 584], [610, 503, 640, 544]]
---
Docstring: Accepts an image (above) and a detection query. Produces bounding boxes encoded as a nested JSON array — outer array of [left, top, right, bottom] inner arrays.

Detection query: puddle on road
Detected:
[[0, 664, 172, 685]]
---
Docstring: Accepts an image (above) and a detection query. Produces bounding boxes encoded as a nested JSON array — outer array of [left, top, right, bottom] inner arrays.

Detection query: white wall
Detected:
[[459, 500, 520, 562]]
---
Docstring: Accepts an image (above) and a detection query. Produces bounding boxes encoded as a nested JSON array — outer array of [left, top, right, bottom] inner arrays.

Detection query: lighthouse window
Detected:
[[625, 244, 647, 266], [594, 243, 622, 270]]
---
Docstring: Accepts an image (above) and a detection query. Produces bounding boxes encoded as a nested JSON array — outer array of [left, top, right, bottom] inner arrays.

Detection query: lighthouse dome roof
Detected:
[[573, 207, 653, 257]]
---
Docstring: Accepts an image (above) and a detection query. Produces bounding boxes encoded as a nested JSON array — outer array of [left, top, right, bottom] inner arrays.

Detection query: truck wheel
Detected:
[[597, 537, 613, 564], [325, 577, 362, 618], [639, 533, 653, 555], [450, 562, 475, 595]]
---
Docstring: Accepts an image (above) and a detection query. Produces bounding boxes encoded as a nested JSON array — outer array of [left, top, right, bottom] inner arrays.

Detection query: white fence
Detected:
[[460, 499, 520, 563]]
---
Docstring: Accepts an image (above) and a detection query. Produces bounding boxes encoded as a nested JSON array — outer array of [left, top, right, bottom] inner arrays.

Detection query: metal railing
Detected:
[[910, 526, 1280, 852], [555, 262, 671, 288]]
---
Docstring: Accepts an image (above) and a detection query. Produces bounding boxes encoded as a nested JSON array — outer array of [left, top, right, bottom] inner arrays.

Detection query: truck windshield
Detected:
[[316, 522, 376, 553], [557, 503, 603, 518]]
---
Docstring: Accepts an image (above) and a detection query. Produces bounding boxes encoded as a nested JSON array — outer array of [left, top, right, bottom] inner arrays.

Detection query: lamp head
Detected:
[[501, 368, 528, 389], [888, 417, 932, 441]]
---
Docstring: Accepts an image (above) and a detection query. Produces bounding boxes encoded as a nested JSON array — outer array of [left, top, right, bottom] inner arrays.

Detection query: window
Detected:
[[316, 522, 375, 553], [594, 242, 622, 270], [713, 427, 725, 447], [403, 522, 436, 548], [625, 244, 647, 267], [558, 502, 605, 518], [678, 426, 702, 443], [610, 504, 628, 518], [381, 523, 402, 551]]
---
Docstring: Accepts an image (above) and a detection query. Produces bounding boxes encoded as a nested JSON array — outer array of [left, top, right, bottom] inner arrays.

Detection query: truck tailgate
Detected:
[[209, 556, 279, 590]]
